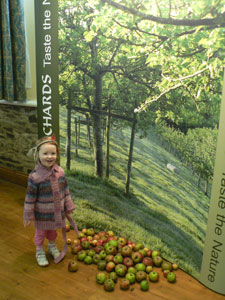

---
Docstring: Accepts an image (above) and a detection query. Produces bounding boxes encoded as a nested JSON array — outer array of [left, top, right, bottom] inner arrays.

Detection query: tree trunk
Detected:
[[198, 174, 201, 187], [92, 74, 103, 178], [75, 117, 78, 157], [105, 100, 111, 178], [66, 89, 72, 170], [86, 113, 93, 150], [204, 179, 209, 196], [125, 114, 137, 196]]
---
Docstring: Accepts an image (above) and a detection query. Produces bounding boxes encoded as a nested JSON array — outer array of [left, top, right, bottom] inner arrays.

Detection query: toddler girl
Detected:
[[23, 136, 77, 267]]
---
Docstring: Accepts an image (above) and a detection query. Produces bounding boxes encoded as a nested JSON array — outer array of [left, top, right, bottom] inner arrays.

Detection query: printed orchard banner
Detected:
[[200, 70, 225, 295], [35, 0, 59, 142], [33, 1, 225, 295]]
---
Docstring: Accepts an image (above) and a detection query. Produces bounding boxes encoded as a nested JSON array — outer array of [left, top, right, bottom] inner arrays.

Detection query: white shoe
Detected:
[[36, 250, 49, 267], [48, 244, 60, 260]]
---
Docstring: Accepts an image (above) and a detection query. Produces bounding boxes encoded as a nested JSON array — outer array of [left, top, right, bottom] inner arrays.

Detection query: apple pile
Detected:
[[67, 228, 178, 292]]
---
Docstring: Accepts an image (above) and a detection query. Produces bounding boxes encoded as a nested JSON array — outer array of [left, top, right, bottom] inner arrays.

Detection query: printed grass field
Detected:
[[59, 106, 210, 279]]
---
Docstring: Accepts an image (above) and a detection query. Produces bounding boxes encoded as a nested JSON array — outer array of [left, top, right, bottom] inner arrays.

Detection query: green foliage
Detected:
[[155, 121, 217, 183]]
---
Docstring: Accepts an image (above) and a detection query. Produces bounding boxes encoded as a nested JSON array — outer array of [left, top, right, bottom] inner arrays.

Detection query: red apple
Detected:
[[121, 245, 132, 257], [94, 245, 104, 253], [163, 270, 170, 278], [71, 244, 82, 254], [68, 260, 78, 272], [123, 257, 134, 268], [93, 234, 100, 240], [135, 271, 147, 282], [106, 261, 116, 272], [120, 278, 130, 290], [98, 231, 107, 237], [105, 255, 114, 262], [143, 257, 153, 266], [80, 237, 87, 243], [131, 252, 143, 263], [146, 249, 152, 257]]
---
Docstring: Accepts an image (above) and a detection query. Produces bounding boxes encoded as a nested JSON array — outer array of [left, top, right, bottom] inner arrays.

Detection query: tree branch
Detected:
[[101, 0, 225, 27], [135, 66, 210, 112]]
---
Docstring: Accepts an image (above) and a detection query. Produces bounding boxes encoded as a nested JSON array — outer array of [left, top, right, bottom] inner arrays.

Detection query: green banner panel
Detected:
[[34, 0, 59, 143], [200, 70, 225, 295]]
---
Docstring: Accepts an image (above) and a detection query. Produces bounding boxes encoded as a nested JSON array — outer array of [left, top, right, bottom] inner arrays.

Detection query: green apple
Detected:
[[77, 250, 87, 261], [153, 255, 163, 267], [108, 271, 117, 282], [113, 254, 123, 264], [96, 272, 107, 284], [81, 240, 90, 250], [93, 254, 101, 264], [104, 279, 115, 291], [128, 267, 137, 274], [84, 255, 93, 264], [140, 280, 149, 291], [145, 265, 153, 273], [139, 249, 147, 257], [167, 272, 176, 283], [135, 263, 146, 272], [161, 261, 172, 271], [133, 242, 144, 251], [97, 260, 107, 270], [152, 250, 161, 258], [87, 249, 96, 257], [86, 228, 95, 236], [125, 272, 136, 284], [108, 239, 118, 248], [149, 271, 159, 282], [115, 264, 127, 277], [99, 250, 107, 259]]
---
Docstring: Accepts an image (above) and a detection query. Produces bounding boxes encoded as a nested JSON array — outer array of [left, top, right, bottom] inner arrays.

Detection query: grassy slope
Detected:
[[60, 106, 210, 280]]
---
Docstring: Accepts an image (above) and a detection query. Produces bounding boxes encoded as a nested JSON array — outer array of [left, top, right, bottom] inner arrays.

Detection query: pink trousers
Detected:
[[34, 229, 57, 246]]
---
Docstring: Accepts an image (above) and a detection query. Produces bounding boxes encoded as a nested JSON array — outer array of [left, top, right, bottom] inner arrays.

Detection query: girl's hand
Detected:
[[24, 220, 31, 227]]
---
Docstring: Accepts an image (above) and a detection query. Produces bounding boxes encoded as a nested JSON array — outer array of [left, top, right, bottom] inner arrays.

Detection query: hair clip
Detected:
[[51, 133, 56, 141]]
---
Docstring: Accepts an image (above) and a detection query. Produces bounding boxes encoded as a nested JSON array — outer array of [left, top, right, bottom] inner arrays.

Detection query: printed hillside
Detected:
[[59, 106, 210, 279]]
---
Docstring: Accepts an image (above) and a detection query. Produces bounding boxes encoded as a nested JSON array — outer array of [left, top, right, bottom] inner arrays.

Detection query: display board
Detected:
[[34, 0, 59, 142], [200, 70, 225, 295]]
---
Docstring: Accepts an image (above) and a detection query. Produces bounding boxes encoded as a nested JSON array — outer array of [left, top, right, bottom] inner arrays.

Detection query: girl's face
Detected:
[[38, 143, 57, 168]]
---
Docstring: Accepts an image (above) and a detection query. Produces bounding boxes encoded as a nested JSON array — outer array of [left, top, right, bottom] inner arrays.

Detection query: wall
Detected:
[[0, 102, 38, 175]]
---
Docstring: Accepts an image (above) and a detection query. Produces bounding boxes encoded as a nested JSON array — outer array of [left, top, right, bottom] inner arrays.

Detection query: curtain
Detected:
[[0, 0, 26, 101]]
